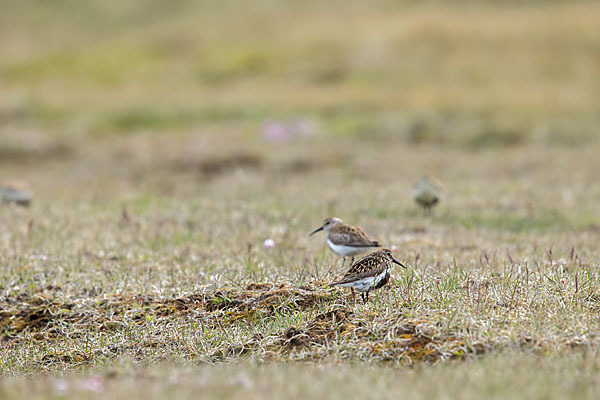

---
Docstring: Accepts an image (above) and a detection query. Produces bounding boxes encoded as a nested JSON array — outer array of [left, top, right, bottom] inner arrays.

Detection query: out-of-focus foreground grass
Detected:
[[2, 353, 600, 400], [1, 1, 600, 399]]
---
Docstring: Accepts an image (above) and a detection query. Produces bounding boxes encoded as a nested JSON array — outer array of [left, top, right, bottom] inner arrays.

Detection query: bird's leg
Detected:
[[341, 257, 346, 268], [361, 293, 365, 303], [364, 291, 369, 303], [351, 256, 355, 264]]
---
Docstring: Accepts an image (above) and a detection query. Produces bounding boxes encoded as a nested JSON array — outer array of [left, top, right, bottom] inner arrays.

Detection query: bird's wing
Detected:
[[332, 260, 386, 285], [329, 225, 379, 247]]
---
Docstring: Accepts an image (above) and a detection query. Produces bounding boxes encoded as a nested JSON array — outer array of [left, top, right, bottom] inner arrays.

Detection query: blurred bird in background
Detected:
[[412, 177, 442, 213]]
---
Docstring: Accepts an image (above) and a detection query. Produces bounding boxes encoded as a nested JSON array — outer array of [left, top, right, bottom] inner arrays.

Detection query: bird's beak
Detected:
[[309, 226, 324, 236], [392, 258, 406, 269]]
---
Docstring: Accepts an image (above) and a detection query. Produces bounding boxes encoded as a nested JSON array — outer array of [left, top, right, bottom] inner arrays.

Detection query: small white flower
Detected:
[[391, 245, 398, 252], [263, 239, 275, 249]]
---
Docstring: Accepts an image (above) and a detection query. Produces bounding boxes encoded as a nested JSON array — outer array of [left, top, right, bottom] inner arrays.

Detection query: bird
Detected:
[[412, 177, 441, 213], [330, 248, 406, 303], [309, 217, 380, 266], [0, 181, 32, 207]]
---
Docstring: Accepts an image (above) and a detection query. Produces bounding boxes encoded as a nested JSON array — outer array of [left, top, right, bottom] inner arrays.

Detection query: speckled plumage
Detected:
[[327, 222, 378, 247], [330, 249, 406, 303]]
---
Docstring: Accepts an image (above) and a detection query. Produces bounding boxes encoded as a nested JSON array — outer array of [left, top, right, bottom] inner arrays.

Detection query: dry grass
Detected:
[[2, 353, 600, 399], [1, 0, 600, 398]]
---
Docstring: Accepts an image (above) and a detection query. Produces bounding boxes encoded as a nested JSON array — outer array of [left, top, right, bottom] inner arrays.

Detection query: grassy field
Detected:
[[1, 0, 600, 398]]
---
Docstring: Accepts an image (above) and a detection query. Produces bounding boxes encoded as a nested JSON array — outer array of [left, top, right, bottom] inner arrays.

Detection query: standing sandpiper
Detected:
[[0, 181, 32, 207], [412, 177, 442, 213], [330, 249, 406, 303], [310, 217, 380, 266]]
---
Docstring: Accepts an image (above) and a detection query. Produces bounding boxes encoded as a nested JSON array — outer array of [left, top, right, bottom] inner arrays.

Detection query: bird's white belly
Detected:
[[327, 239, 368, 257], [336, 276, 375, 292], [335, 270, 388, 292]]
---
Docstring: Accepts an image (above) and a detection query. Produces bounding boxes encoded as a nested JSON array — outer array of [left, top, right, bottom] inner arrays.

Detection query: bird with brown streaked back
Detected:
[[330, 248, 406, 303]]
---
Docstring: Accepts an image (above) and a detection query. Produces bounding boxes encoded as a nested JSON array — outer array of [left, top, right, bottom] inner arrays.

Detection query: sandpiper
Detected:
[[0, 181, 32, 207], [412, 177, 441, 213], [309, 217, 380, 266], [330, 249, 405, 303]]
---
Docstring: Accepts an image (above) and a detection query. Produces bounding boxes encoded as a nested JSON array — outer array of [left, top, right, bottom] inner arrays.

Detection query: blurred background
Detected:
[[1, 0, 599, 226]]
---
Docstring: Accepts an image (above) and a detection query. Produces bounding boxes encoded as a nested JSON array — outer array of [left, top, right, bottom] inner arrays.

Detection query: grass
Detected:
[[1, 193, 599, 370], [1, 0, 600, 398], [2, 1, 600, 138], [1, 353, 600, 399]]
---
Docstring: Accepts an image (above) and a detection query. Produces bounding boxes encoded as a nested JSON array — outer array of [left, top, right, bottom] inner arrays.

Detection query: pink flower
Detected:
[[260, 117, 317, 143], [81, 374, 104, 393], [260, 121, 291, 143], [292, 117, 316, 137], [54, 379, 69, 395], [263, 239, 275, 249], [391, 245, 398, 252]]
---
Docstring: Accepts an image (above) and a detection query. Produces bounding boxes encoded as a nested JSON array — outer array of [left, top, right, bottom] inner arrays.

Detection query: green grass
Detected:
[[1, 0, 600, 398], [2, 1, 600, 139]]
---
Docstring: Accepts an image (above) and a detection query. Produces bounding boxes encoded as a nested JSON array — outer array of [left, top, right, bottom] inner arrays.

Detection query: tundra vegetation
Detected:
[[1, 1, 599, 398]]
